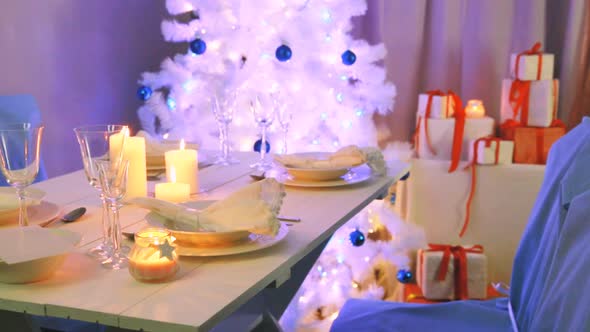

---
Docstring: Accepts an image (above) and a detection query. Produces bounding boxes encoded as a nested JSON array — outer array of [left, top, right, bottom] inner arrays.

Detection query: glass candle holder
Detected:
[[465, 99, 486, 118], [128, 228, 179, 282]]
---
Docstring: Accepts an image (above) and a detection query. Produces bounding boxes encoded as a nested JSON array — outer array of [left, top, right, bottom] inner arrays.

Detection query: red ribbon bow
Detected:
[[426, 244, 484, 300], [514, 42, 543, 81], [461, 136, 501, 237]]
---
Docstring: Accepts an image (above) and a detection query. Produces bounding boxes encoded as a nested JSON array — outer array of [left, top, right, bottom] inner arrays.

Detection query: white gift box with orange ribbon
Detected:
[[500, 79, 559, 128], [469, 139, 514, 165], [417, 94, 456, 119], [416, 117, 495, 161], [417, 246, 488, 300], [510, 54, 554, 81]]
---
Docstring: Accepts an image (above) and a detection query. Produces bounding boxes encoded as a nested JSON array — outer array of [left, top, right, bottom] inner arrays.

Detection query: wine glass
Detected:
[[96, 159, 129, 270], [74, 125, 127, 260], [249, 94, 276, 171], [210, 92, 239, 165], [274, 93, 293, 154], [0, 123, 44, 227]]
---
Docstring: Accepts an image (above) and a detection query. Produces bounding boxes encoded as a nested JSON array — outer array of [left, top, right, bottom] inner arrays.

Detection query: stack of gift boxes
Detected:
[[402, 42, 565, 301]]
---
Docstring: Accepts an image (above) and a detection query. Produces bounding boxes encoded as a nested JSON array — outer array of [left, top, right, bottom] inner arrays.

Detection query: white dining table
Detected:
[[0, 152, 408, 332]]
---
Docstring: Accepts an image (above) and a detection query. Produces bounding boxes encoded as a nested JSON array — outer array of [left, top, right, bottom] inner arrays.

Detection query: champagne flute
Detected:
[[0, 123, 44, 227], [249, 94, 276, 171], [96, 159, 129, 270], [211, 92, 239, 165], [274, 93, 293, 154], [74, 125, 127, 260]]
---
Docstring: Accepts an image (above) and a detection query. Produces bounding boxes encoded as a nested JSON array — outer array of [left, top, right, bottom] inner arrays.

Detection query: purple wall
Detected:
[[0, 1, 183, 177]]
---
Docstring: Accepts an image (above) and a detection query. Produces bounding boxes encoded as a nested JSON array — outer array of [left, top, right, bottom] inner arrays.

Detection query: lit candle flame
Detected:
[[170, 166, 176, 183], [163, 133, 170, 140], [180, 139, 185, 150]]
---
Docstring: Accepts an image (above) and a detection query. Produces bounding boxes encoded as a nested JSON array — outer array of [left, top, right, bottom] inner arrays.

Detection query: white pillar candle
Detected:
[[110, 128, 147, 198], [155, 167, 190, 203], [165, 139, 198, 194], [465, 99, 486, 118]]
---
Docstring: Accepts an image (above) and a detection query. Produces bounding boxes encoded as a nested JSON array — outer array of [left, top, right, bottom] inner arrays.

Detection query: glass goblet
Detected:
[[96, 159, 129, 270], [0, 123, 44, 227], [274, 93, 293, 155], [74, 125, 127, 260], [211, 92, 239, 165], [249, 95, 276, 171]]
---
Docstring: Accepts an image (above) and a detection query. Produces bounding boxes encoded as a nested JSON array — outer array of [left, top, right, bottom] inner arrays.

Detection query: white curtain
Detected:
[[355, 0, 587, 143]]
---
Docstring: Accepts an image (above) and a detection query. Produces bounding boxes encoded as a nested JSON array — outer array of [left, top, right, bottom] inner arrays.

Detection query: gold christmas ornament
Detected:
[[367, 223, 393, 242]]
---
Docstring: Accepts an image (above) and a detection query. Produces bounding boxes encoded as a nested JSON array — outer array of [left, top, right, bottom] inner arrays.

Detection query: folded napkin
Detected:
[[136, 131, 199, 167], [274, 145, 387, 176], [130, 178, 286, 236], [0, 190, 42, 212]]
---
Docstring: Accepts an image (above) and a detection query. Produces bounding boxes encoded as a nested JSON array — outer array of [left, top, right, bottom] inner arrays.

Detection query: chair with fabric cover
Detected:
[[331, 117, 590, 332], [0, 94, 47, 186]]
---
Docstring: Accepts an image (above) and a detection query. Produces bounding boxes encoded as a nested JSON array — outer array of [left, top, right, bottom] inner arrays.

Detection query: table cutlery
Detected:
[[40, 207, 87, 228]]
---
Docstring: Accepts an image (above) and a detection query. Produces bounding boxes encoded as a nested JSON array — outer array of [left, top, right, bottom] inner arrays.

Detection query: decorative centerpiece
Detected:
[[128, 228, 178, 282]]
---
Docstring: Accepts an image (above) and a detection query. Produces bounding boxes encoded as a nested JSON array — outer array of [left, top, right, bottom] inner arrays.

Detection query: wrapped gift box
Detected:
[[417, 246, 487, 300], [509, 53, 554, 81], [500, 79, 559, 128], [469, 139, 514, 165], [416, 117, 494, 161], [500, 126, 565, 164], [417, 94, 456, 119]]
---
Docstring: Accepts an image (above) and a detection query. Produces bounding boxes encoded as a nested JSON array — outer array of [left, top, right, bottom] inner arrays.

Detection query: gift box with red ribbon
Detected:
[[417, 244, 487, 300], [500, 79, 559, 128], [509, 42, 554, 81], [468, 137, 514, 165], [417, 90, 457, 119], [500, 126, 565, 164]]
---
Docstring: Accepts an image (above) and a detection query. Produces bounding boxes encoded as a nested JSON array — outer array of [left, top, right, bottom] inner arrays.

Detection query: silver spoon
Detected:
[[41, 207, 87, 228]]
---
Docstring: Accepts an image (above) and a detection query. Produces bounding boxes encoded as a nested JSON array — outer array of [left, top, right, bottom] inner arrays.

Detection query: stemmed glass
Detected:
[[74, 125, 127, 260], [96, 159, 129, 270], [0, 123, 44, 227], [249, 94, 276, 171], [274, 93, 293, 155], [211, 92, 239, 165]]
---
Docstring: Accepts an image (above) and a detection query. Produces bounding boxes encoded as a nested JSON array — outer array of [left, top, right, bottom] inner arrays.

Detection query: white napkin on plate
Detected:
[[130, 178, 286, 236], [0, 190, 43, 213], [274, 145, 387, 176], [0, 226, 79, 264]]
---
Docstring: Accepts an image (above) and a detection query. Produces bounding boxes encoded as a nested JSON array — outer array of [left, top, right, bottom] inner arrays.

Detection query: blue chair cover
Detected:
[[0, 95, 47, 186], [331, 117, 590, 332]]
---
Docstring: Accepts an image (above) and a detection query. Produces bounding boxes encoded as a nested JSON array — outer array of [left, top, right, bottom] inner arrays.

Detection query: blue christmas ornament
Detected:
[[253, 139, 270, 153], [275, 44, 292, 62], [349, 229, 365, 247], [341, 50, 357, 65], [390, 193, 397, 205], [137, 86, 152, 101], [396, 269, 413, 283], [400, 172, 410, 181], [190, 38, 207, 55]]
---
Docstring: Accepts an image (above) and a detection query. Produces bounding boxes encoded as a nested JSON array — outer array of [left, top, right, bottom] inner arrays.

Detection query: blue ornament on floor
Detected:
[[349, 229, 365, 247], [341, 50, 357, 65], [275, 44, 292, 62], [396, 269, 413, 283], [190, 38, 207, 55], [137, 86, 152, 101], [400, 172, 410, 181], [253, 139, 270, 153]]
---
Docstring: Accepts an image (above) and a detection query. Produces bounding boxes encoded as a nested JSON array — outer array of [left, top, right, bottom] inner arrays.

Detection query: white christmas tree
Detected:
[[137, 0, 395, 154]]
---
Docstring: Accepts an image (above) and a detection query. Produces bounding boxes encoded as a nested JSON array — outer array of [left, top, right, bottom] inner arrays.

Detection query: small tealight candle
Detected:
[[128, 228, 179, 283], [165, 139, 199, 193], [465, 99, 486, 118], [155, 167, 190, 203]]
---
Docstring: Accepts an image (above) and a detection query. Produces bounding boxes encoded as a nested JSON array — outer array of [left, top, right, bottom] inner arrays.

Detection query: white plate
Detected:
[[175, 222, 289, 257], [0, 201, 61, 227], [276, 164, 372, 188], [0, 187, 46, 215]]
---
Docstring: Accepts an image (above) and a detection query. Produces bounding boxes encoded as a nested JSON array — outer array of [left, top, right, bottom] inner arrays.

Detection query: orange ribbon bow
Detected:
[[425, 244, 484, 300], [514, 42, 543, 81], [461, 136, 502, 238]]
